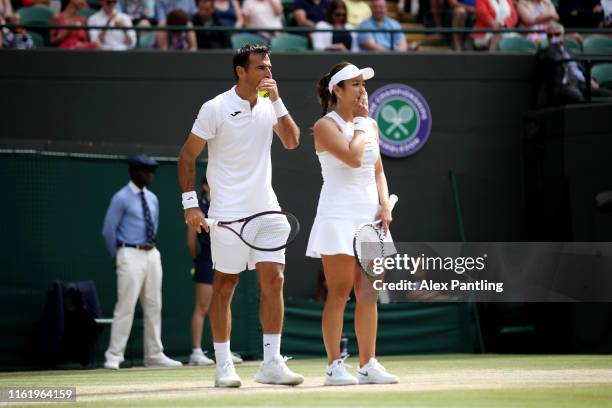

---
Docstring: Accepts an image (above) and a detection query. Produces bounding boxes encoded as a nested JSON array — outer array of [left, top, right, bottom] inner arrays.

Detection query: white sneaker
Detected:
[[215, 360, 242, 388], [356, 358, 399, 384], [104, 359, 121, 370], [254, 356, 304, 386], [324, 356, 358, 386], [144, 354, 183, 368], [189, 350, 215, 366], [231, 352, 244, 364]]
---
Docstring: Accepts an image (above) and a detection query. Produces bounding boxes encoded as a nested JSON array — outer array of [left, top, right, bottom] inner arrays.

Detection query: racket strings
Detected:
[[355, 224, 387, 276], [240, 213, 299, 250]]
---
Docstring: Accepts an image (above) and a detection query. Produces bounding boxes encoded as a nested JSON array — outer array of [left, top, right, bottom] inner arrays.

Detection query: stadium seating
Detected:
[[270, 33, 309, 51], [539, 36, 582, 53], [17, 5, 53, 25], [591, 64, 612, 88], [29, 31, 45, 48], [77, 8, 97, 19], [499, 36, 537, 53], [138, 32, 156, 49], [583, 35, 612, 53], [231, 33, 270, 49]]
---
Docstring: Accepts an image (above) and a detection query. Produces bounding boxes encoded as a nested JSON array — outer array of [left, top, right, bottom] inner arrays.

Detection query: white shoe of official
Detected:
[[356, 358, 399, 384], [189, 350, 215, 366], [104, 359, 121, 370], [254, 356, 304, 386], [324, 356, 358, 386], [231, 352, 244, 364], [144, 354, 183, 368], [215, 360, 242, 388]]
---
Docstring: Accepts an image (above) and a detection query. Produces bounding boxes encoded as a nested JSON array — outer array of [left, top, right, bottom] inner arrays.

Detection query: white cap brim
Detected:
[[328, 65, 375, 93]]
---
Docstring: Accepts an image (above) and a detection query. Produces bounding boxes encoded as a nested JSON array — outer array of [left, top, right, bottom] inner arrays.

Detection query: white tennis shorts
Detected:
[[209, 216, 289, 274]]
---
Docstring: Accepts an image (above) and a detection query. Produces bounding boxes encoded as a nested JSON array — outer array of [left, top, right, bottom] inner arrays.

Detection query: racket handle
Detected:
[[204, 218, 219, 227], [389, 194, 399, 211]]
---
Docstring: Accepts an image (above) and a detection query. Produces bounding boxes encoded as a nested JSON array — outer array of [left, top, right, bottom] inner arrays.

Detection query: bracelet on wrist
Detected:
[[354, 116, 369, 133]]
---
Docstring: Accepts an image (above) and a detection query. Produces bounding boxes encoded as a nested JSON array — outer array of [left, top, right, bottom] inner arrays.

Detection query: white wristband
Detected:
[[273, 98, 289, 118], [353, 116, 369, 133], [182, 191, 199, 210]]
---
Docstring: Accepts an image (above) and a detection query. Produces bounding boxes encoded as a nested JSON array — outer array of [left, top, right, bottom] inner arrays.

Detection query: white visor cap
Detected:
[[328, 64, 375, 94]]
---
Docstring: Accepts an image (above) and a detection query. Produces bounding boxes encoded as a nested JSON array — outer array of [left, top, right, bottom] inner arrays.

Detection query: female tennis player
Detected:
[[306, 62, 399, 386]]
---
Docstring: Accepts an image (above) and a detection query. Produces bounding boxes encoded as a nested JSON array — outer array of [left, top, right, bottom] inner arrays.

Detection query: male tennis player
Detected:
[[177, 44, 303, 388]]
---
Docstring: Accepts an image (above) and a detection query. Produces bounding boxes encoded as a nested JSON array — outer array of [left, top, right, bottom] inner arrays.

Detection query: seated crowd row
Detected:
[[0, 0, 611, 51]]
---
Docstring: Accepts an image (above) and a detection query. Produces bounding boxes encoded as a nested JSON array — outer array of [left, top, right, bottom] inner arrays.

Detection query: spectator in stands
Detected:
[[192, 0, 231, 49], [603, 0, 612, 27], [536, 21, 612, 106], [344, 0, 370, 26], [155, 0, 197, 48], [242, 0, 283, 39], [156, 8, 197, 50], [117, 0, 157, 27], [517, 0, 559, 46], [0, 0, 13, 27], [312, 0, 359, 51], [213, 0, 244, 28], [429, 0, 444, 29], [102, 155, 183, 370], [294, 0, 329, 28], [1, 14, 35, 49], [0, 0, 13, 48], [50, 0, 100, 49], [472, 0, 518, 51], [88, 0, 137, 50], [449, 0, 476, 51], [558, 0, 604, 29], [358, 0, 418, 51], [157, 0, 197, 23]]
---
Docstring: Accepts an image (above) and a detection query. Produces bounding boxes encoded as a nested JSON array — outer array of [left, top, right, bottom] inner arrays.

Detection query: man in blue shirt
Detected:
[[358, 0, 415, 51], [102, 154, 182, 369]]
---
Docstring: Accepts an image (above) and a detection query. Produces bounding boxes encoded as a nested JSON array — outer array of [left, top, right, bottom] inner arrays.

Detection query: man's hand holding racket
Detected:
[[184, 207, 208, 233]]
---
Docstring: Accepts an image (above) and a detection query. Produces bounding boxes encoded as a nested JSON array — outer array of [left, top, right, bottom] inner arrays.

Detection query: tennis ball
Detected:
[[258, 89, 269, 98]]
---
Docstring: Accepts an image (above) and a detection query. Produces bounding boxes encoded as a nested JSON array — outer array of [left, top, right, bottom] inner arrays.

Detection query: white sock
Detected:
[[192, 347, 203, 354], [263, 334, 281, 363], [214, 341, 231, 366]]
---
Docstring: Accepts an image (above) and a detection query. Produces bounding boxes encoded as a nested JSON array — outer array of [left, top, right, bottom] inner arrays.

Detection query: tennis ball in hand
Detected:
[[258, 89, 270, 98]]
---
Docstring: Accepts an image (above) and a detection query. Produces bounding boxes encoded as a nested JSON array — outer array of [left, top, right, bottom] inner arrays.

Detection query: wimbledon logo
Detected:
[[369, 84, 432, 158]]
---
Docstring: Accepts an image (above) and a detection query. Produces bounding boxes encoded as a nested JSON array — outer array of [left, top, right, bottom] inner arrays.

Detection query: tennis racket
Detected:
[[204, 211, 300, 251], [353, 195, 398, 277]]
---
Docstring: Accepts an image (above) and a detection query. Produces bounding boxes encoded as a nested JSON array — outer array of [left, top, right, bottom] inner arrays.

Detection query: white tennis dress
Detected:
[[306, 111, 388, 258]]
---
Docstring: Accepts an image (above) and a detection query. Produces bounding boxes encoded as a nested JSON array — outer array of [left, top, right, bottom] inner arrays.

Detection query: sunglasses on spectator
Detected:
[[547, 32, 563, 38], [333, 12, 346, 17], [104, 0, 117, 3]]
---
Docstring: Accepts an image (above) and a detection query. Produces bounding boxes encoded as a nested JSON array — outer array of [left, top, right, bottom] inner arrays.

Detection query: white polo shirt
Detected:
[[88, 10, 136, 51], [191, 86, 281, 219]]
